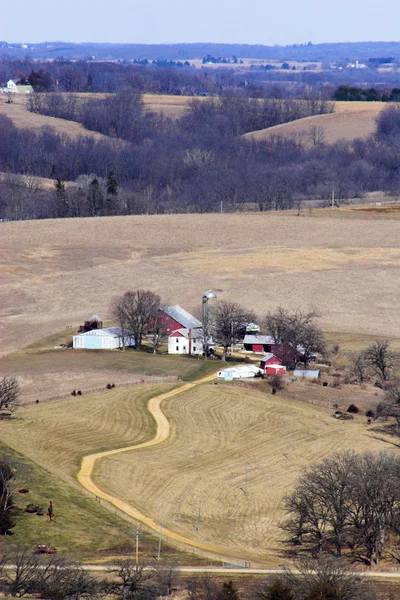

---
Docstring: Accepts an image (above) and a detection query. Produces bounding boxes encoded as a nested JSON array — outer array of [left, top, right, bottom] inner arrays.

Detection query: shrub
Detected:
[[269, 374, 285, 390], [106, 383, 112, 389], [366, 409, 375, 418], [323, 381, 328, 387], [77, 390, 82, 396], [71, 390, 76, 396], [347, 404, 359, 414]]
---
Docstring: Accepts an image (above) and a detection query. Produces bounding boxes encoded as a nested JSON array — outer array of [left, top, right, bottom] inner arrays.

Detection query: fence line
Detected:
[[23, 376, 180, 405]]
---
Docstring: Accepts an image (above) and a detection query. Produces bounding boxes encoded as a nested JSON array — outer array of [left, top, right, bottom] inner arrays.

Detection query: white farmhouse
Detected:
[[73, 327, 135, 350], [168, 327, 204, 355], [6, 79, 33, 94]]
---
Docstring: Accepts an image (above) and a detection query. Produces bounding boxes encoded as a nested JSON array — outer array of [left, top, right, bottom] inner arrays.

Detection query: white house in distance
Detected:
[[168, 327, 204, 355], [73, 327, 135, 350], [5, 79, 34, 94]]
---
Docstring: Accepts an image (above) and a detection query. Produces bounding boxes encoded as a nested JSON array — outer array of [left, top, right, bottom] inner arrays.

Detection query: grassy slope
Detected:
[[243, 101, 385, 144], [94, 383, 393, 564]]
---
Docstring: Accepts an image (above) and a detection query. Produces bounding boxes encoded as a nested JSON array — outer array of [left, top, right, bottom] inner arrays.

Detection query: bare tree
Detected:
[[284, 556, 377, 600], [350, 352, 368, 384], [213, 300, 256, 360], [0, 377, 20, 413], [110, 290, 162, 349], [264, 307, 325, 367], [149, 310, 168, 355], [376, 386, 400, 429], [37, 557, 97, 600], [108, 561, 157, 600], [364, 340, 398, 382], [152, 563, 179, 597], [5, 547, 41, 597]]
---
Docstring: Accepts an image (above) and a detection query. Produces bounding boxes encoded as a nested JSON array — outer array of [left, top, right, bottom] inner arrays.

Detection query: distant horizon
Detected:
[[2, 0, 399, 47], [3, 39, 400, 47]]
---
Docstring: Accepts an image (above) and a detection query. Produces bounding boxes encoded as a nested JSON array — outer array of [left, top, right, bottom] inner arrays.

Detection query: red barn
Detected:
[[158, 305, 202, 335], [260, 353, 286, 375]]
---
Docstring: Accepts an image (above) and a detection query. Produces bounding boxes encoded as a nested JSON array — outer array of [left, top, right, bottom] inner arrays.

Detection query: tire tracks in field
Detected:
[[77, 373, 246, 561]]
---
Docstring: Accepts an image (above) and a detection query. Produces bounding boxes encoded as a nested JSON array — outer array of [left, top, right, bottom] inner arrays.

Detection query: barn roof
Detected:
[[244, 334, 274, 345], [260, 353, 277, 362], [162, 305, 201, 329]]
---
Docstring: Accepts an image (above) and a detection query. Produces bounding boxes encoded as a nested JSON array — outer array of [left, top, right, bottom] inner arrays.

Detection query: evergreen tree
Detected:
[[54, 177, 68, 217], [87, 178, 104, 217], [107, 171, 118, 196]]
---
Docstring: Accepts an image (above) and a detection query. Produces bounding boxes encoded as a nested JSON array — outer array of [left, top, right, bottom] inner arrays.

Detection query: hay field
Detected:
[[94, 384, 391, 562], [244, 102, 385, 144], [2, 211, 400, 357], [0, 384, 174, 479]]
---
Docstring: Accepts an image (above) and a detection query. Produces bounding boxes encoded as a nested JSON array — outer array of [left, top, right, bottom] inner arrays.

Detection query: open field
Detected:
[[93, 383, 392, 563], [2, 211, 400, 358], [0, 94, 108, 140], [244, 101, 386, 144]]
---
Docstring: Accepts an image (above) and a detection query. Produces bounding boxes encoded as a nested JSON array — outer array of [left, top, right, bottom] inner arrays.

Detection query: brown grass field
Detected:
[[243, 101, 386, 144], [2, 211, 400, 359], [1, 381, 392, 565], [91, 383, 392, 563]]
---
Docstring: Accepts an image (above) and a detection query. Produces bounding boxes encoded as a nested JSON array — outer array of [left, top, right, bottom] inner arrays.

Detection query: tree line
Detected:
[[0, 550, 378, 600]]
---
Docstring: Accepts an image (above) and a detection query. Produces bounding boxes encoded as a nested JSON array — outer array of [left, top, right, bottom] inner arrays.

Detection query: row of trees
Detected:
[[284, 451, 400, 564], [0, 551, 377, 600]]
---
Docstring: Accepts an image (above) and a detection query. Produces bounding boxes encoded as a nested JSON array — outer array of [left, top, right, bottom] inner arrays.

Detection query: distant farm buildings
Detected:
[[73, 327, 135, 350]]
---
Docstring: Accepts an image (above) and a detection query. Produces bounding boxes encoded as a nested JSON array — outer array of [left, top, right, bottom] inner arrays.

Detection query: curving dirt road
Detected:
[[77, 373, 248, 561]]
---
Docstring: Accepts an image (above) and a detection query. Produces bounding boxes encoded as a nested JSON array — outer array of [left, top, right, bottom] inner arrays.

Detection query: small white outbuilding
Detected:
[[217, 365, 263, 380], [73, 327, 135, 350]]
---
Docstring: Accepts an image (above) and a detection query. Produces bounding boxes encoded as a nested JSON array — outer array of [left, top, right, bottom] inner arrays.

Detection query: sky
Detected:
[[1, 0, 397, 46]]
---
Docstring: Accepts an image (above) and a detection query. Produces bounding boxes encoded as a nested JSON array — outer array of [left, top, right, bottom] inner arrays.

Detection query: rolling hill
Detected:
[[243, 102, 385, 144]]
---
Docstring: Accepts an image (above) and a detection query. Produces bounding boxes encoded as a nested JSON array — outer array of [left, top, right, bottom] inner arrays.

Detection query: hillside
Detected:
[[2, 210, 400, 357], [0, 93, 192, 137], [244, 101, 385, 144]]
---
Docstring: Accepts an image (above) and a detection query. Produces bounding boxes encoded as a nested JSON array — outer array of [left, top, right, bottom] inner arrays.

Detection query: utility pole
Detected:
[[197, 499, 202, 531], [288, 433, 291, 458], [135, 527, 140, 568], [331, 189, 335, 208], [157, 525, 163, 561], [220, 200, 223, 213]]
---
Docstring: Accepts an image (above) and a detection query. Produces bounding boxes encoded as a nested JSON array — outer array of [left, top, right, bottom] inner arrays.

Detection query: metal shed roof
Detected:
[[244, 334, 274, 345], [75, 327, 133, 338]]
